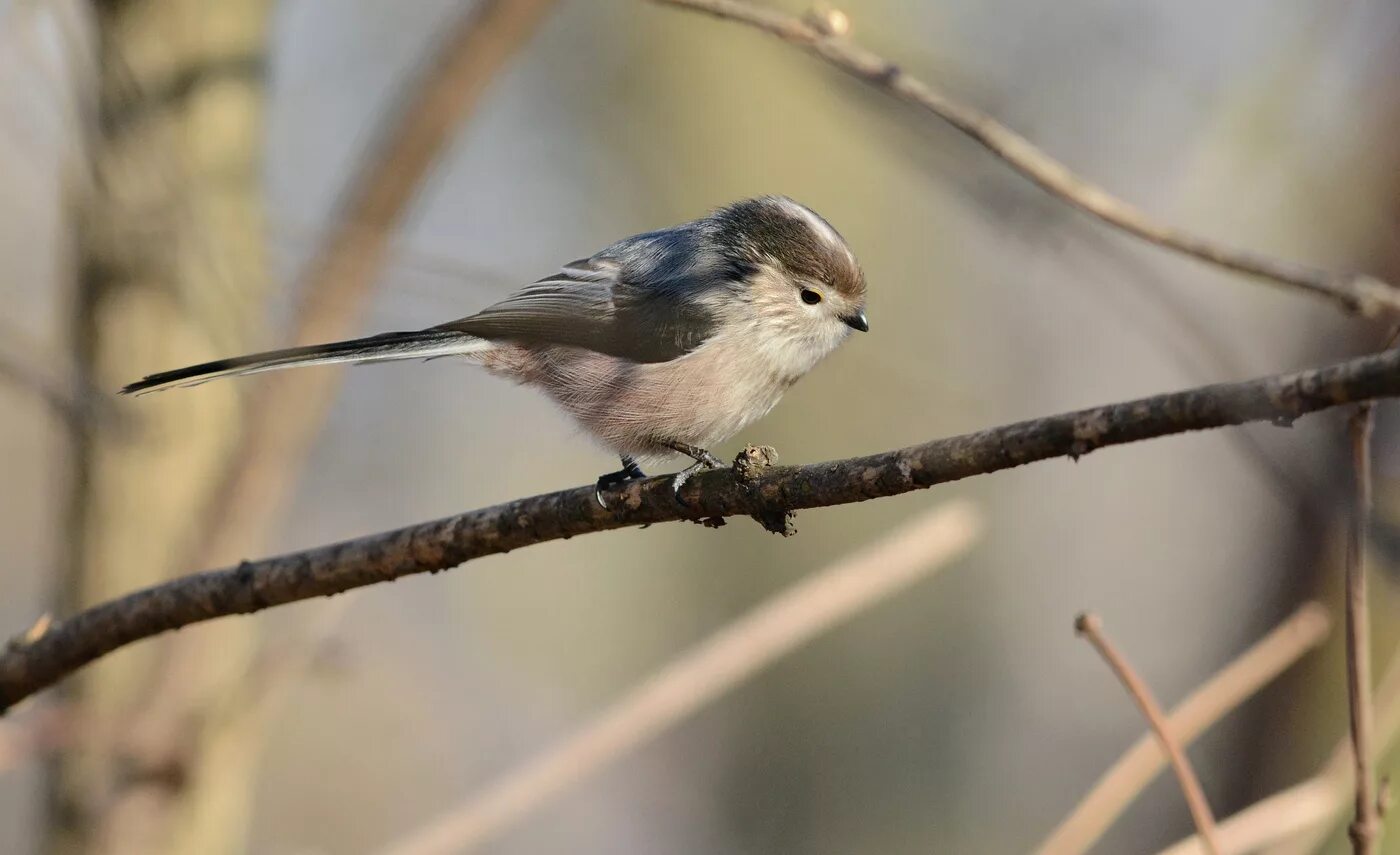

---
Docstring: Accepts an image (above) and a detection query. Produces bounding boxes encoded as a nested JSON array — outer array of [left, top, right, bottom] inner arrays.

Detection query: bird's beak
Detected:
[[842, 310, 869, 333]]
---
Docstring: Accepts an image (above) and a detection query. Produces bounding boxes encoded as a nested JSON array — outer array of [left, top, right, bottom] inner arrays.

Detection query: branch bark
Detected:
[[648, 0, 1400, 318], [5, 348, 1400, 712]]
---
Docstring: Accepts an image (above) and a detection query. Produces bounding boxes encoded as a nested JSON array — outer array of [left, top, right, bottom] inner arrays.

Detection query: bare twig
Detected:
[[1075, 613, 1221, 855], [1036, 602, 1331, 855], [376, 500, 982, 855], [1347, 403, 1380, 854], [3, 349, 1400, 712], [648, 0, 1400, 318]]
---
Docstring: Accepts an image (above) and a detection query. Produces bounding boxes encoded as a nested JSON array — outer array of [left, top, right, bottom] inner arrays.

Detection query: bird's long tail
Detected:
[[120, 330, 491, 395]]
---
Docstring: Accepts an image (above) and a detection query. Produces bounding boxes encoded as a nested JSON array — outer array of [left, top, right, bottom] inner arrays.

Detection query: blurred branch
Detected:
[[97, 2, 558, 850], [193, 0, 560, 576], [648, 0, 1400, 318], [1075, 613, 1221, 855], [1036, 602, 1331, 855], [0, 333, 114, 432], [3, 349, 1400, 710], [377, 500, 982, 855], [1346, 404, 1380, 854], [1159, 777, 1348, 855], [1158, 632, 1400, 855], [0, 704, 70, 775]]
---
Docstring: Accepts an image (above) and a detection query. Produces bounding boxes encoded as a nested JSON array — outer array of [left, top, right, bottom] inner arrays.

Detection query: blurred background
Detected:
[[2, 0, 1400, 852]]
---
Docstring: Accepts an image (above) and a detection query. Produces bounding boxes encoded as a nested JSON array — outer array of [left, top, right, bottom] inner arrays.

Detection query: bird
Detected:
[[121, 196, 869, 505]]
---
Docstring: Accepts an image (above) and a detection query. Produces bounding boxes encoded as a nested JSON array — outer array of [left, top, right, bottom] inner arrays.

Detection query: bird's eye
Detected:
[[800, 288, 823, 305]]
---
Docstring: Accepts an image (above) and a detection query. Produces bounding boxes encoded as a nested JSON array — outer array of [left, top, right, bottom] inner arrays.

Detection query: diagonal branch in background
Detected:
[[124, 0, 560, 722], [1156, 618, 1400, 855], [648, 0, 1400, 318], [377, 501, 982, 855], [4, 348, 1400, 711], [193, 0, 561, 608], [124, 0, 558, 712]]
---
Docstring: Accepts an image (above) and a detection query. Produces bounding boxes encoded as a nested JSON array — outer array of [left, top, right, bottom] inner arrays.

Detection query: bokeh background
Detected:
[[3, 0, 1400, 853]]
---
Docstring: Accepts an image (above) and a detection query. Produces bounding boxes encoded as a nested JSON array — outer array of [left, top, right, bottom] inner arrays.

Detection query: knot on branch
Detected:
[[735, 445, 796, 536], [5, 614, 53, 653]]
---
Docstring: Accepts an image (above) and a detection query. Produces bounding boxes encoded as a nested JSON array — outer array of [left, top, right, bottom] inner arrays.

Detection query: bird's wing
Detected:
[[435, 253, 724, 363]]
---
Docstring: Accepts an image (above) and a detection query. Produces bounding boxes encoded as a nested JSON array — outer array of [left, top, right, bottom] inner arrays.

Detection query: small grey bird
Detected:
[[122, 196, 869, 503]]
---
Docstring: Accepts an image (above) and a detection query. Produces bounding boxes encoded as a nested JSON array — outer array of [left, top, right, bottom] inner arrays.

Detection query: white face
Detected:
[[740, 263, 866, 378]]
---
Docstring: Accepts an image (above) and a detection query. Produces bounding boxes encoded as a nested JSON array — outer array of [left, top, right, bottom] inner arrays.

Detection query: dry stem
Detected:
[[1075, 613, 1220, 855], [1347, 404, 1380, 853]]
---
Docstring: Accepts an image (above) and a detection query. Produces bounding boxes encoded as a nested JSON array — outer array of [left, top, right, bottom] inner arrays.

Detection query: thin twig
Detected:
[[1036, 602, 1331, 855], [377, 500, 982, 855], [3, 348, 1400, 712], [1347, 403, 1380, 854], [1075, 613, 1221, 855], [648, 0, 1400, 318]]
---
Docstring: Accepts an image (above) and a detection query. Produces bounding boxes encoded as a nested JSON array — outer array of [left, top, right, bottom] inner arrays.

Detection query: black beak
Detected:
[[842, 310, 869, 333]]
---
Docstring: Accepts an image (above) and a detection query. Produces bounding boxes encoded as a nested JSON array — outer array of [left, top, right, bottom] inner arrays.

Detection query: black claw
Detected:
[[595, 457, 647, 509]]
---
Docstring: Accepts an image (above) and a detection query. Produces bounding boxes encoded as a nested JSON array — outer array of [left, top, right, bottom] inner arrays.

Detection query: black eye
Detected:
[[800, 288, 823, 305]]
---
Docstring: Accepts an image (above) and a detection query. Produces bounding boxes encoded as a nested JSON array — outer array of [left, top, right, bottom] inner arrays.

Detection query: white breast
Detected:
[[481, 316, 845, 463]]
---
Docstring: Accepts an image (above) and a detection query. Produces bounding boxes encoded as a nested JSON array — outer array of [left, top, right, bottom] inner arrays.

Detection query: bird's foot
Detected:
[[662, 442, 724, 506], [595, 457, 647, 509]]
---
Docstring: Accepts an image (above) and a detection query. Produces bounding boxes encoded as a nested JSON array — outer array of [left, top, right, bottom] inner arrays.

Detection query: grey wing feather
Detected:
[[436, 249, 725, 363]]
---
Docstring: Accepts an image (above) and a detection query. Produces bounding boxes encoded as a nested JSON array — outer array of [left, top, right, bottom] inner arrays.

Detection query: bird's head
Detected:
[[712, 196, 868, 363]]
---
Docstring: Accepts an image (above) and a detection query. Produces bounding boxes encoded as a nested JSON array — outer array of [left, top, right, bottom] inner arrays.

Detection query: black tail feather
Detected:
[[120, 330, 482, 395]]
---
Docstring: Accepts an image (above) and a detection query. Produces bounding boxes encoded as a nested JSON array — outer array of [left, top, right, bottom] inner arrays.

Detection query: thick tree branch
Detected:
[[4, 349, 1400, 712], [648, 0, 1400, 318]]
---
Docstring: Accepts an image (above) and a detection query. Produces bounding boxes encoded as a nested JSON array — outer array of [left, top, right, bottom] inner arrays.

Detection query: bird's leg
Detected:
[[595, 456, 647, 509], [661, 441, 724, 502]]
